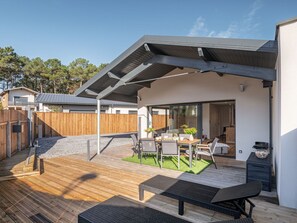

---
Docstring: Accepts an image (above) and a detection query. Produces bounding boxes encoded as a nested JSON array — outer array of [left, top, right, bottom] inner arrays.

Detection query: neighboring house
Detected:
[[75, 18, 297, 209], [0, 87, 38, 110], [36, 93, 138, 114]]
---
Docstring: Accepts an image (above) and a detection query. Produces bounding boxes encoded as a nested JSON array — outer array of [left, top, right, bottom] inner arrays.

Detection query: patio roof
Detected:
[[75, 35, 278, 103]]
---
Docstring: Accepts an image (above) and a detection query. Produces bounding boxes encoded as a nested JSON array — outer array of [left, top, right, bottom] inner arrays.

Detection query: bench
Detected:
[[139, 175, 261, 219], [78, 196, 254, 223]]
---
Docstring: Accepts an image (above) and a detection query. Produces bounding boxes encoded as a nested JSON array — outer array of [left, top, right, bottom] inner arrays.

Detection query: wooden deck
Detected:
[[0, 145, 296, 222], [0, 148, 39, 182]]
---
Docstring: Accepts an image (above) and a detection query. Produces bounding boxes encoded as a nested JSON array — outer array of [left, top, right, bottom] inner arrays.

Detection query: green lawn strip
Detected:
[[122, 155, 211, 174]]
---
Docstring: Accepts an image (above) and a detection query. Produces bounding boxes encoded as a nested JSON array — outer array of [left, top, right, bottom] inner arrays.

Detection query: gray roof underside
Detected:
[[36, 93, 136, 106], [75, 35, 278, 103]]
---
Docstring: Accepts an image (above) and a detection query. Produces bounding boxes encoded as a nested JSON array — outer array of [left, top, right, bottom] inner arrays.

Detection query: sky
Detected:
[[0, 0, 296, 65]]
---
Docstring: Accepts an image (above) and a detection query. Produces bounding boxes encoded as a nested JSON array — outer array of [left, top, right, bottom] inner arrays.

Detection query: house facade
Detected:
[[0, 87, 38, 110], [75, 18, 297, 209]]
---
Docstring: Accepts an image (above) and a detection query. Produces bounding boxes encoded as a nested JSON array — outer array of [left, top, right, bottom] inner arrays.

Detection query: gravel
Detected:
[[36, 134, 133, 159]]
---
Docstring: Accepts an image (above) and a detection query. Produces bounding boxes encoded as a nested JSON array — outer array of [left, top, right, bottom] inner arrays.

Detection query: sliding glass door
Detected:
[[169, 104, 201, 137]]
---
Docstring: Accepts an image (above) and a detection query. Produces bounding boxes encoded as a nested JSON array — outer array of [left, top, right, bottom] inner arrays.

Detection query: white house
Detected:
[[0, 87, 38, 110], [75, 18, 297, 209]]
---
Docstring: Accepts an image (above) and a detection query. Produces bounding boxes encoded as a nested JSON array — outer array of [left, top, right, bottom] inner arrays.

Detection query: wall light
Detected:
[[239, 84, 245, 92]]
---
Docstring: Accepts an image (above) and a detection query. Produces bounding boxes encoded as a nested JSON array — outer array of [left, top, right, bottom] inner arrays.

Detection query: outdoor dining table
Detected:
[[142, 137, 201, 168]]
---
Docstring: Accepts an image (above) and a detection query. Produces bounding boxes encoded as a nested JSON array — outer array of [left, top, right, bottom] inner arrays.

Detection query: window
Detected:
[[116, 110, 121, 114], [14, 96, 28, 105], [128, 110, 137, 115], [153, 111, 159, 115]]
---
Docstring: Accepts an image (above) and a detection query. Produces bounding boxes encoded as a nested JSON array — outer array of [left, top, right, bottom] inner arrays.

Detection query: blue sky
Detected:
[[0, 0, 296, 65]]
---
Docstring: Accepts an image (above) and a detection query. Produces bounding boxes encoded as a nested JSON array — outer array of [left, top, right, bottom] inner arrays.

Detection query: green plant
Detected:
[[144, 127, 155, 133], [180, 124, 188, 129], [183, 127, 197, 135]]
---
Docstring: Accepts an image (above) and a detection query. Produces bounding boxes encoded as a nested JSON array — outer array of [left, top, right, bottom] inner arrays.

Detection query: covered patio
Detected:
[[75, 35, 277, 162]]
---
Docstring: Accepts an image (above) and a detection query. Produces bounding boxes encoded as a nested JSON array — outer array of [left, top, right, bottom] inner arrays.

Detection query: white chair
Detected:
[[140, 138, 159, 164], [161, 133, 173, 138], [178, 134, 191, 140], [195, 137, 219, 169], [161, 140, 180, 169], [130, 134, 139, 157]]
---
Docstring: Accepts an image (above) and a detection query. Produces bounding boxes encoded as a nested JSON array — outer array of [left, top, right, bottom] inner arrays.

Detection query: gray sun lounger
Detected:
[[139, 175, 262, 219], [78, 195, 254, 223]]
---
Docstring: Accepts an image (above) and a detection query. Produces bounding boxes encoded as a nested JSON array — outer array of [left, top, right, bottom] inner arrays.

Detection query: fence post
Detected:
[[38, 125, 43, 139], [17, 113, 21, 151], [6, 121, 11, 158], [27, 109, 32, 147]]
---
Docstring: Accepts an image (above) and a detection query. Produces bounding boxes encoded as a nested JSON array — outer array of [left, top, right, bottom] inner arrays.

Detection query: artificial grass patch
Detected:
[[122, 154, 212, 174]]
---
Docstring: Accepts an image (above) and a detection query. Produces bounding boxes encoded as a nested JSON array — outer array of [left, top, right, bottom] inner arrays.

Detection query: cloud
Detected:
[[187, 0, 262, 38], [188, 17, 208, 37]]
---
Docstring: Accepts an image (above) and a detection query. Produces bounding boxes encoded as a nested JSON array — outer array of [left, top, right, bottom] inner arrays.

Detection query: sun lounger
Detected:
[[78, 195, 254, 223], [139, 175, 262, 219]]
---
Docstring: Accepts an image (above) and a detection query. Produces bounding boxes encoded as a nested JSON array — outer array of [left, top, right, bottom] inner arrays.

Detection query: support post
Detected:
[[138, 116, 141, 139], [6, 121, 11, 158], [165, 109, 168, 132], [97, 99, 101, 155], [87, 139, 91, 161]]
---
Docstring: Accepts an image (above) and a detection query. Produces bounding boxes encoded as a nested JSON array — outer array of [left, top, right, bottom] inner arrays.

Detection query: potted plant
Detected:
[[144, 127, 156, 138], [183, 127, 197, 141]]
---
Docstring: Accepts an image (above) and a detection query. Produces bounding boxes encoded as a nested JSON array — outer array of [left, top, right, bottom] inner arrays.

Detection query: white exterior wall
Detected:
[[138, 68, 269, 161], [62, 105, 97, 113], [106, 106, 137, 114], [274, 21, 297, 209], [8, 89, 35, 103], [39, 103, 138, 114]]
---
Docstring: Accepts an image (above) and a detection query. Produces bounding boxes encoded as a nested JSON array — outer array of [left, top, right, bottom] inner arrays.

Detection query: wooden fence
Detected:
[[34, 112, 138, 137], [34, 112, 168, 138], [0, 110, 29, 161]]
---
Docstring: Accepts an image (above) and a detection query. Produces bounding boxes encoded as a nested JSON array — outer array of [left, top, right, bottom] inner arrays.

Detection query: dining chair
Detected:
[[140, 138, 159, 164], [195, 137, 219, 169], [161, 140, 180, 169], [161, 133, 173, 139], [130, 134, 139, 157], [179, 134, 192, 140]]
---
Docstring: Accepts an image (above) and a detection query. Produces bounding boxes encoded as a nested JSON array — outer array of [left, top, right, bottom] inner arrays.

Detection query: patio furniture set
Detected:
[[131, 133, 220, 169], [78, 175, 261, 223]]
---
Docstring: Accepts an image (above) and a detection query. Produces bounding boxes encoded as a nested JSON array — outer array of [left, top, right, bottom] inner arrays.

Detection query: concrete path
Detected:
[[36, 133, 133, 159]]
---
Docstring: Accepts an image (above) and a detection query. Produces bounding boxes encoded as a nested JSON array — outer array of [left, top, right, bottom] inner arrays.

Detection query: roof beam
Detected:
[[108, 71, 150, 88], [198, 47, 224, 77], [130, 82, 151, 88], [149, 55, 276, 81], [107, 72, 121, 80], [96, 62, 154, 100], [104, 93, 137, 103]]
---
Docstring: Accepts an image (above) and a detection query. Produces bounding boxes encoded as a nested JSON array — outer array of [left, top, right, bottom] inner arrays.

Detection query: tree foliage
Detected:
[[0, 46, 107, 94], [0, 47, 24, 89]]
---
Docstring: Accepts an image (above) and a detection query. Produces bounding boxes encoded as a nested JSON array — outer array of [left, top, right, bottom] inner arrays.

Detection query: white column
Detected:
[[97, 99, 101, 155]]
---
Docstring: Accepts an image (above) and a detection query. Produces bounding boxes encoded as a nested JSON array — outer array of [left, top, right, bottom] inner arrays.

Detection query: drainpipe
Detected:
[[269, 86, 272, 148]]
